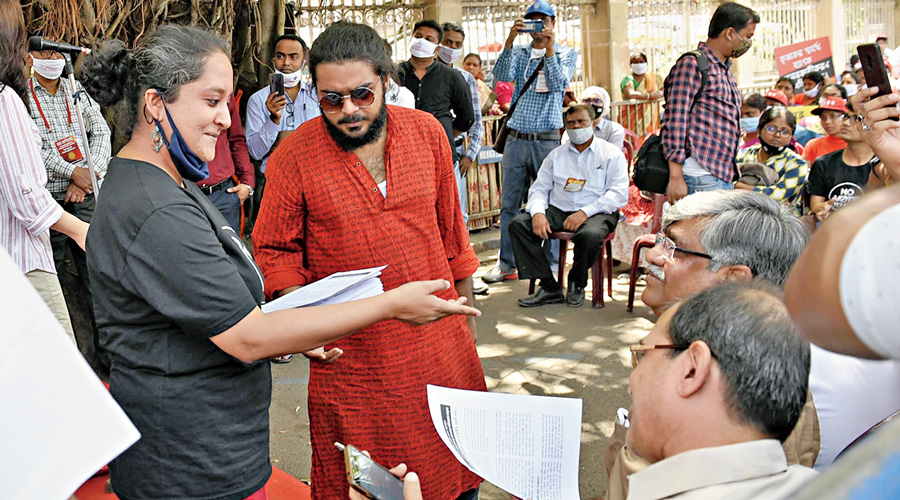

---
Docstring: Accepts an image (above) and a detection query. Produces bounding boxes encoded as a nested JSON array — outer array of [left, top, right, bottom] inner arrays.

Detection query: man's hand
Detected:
[[459, 157, 473, 177], [274, 285, 302, 299], [563, 210, 588, 231], [266, 92, 287, 125], [854, 88, 900, 178], [506, 20, 525, 48], [531, 213, 551, 239], [541, 26, 556, 56], [70, 166, 94, 192], [227, 183, 252, 202], [302, 346, 344, 364], [666, 166, 688, 203], [347, 454, 423, 500], [64, 183, 87, 203]]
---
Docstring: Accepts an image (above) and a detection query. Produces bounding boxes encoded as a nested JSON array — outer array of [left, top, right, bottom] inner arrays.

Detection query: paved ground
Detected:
[[268, 231, 656, 499]]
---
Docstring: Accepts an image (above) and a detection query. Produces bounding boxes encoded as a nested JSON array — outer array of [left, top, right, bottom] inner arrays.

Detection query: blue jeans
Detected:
[[498, 136, 559, 271], [454, 147, 469, 226], [684, 174, 734, 195], [207, 178, 242, 232]]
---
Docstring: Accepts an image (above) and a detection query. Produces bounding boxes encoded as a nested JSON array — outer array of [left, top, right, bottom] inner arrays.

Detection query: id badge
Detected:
[[55, 135, 84, 163], [535, 71, 549, 93], [564, 178, 585, 192]]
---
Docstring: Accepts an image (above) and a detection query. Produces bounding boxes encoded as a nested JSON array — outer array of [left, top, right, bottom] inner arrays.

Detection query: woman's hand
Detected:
[[385, 280, 481, 326]]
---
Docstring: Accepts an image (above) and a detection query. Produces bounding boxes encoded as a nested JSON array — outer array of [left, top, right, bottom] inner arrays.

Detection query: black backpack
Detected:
[[633, 51, 709, 194]]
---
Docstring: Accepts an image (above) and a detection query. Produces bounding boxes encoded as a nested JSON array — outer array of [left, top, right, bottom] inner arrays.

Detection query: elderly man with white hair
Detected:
[[579, 85, 626, 150]]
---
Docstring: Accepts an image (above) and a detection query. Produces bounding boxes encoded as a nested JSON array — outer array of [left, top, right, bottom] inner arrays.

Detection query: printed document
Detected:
[[427, 385, 583, 500], [262, 265, 386, 313]]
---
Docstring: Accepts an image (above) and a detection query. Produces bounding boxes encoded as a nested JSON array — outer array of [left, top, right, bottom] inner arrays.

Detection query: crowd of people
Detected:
[[3, 0, 900, 499]]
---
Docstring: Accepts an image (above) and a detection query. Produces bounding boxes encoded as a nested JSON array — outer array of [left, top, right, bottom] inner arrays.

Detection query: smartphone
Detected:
[[270, 72, 285, 97], [858, 44, 895, 97], [336, 442, 405, 500], [520, 19, 543, 34]]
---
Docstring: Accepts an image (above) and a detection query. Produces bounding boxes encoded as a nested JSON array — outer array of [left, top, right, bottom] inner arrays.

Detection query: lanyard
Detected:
[[30, 78, 72, 132]]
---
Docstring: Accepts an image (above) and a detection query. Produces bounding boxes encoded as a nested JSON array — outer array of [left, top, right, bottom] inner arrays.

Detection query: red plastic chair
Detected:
[[527, 231, 615, 308], [627, 194, 666, 312]]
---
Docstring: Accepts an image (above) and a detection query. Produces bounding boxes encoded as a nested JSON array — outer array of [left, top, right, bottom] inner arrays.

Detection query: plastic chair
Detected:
[[627, 194, 666, 312], [527, 231, 615, 308]]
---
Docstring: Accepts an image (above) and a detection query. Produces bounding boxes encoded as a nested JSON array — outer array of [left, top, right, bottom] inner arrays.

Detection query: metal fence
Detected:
[[748, 0, 818, 86], [845, 0, 895, 62]]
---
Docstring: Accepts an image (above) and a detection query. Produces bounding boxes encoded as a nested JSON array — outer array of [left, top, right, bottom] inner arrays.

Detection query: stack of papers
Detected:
[[261, 265, 387, 313], [427, 385, 583, 500]]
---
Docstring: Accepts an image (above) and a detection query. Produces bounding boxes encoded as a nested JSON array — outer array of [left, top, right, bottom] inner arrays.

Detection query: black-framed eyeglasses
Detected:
[[33, 50, 62, 60], [763, 125, 792, 137], [630, 343, 689, 368], [654, 232, 714, 261], [319, 85, 376, 114]]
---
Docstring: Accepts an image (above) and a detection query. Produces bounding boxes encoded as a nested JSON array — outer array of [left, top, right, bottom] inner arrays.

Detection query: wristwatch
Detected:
[[242, 184, 255, 197]]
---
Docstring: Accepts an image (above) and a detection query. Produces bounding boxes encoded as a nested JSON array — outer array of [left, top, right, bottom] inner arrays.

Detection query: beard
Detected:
[[324, 99, 388, 151]]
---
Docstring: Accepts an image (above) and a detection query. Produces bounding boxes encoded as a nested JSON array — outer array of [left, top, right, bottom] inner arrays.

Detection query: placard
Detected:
[[774, 37, 835, 87]]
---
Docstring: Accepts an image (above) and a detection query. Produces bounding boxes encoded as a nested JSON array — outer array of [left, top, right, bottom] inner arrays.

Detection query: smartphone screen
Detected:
[[858, 43, 893, 98], [270, 72, 285, 97], [343, 445, 405, 500], [520, 19, 543, 34]]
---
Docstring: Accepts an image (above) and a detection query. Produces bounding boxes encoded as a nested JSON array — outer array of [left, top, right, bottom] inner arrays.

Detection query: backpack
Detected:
[[633, 51, 709, 194]]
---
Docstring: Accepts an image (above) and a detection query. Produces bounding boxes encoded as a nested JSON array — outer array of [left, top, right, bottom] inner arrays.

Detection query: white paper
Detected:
[[0, 251, 140, 500], [261, 265, 387, 313], [427, 385, 583, 500]]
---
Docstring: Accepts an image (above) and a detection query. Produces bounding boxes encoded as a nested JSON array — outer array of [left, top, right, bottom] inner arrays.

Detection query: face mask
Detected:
[[530, 47, 547, 60], [153, 96, 210, 182], [740, 116, 760, 133], [32, 57, 65, 80], [631, 63, 648, 75], [804, 87, 819, 98], [731, 31, 753, 59], [568, 126, 594, 145], [409, 37, 439, 59], [843, 83, 859, 96], [438, 45, 463, 64], [759, 135, 787, 156], [277, 65, 304, 88]]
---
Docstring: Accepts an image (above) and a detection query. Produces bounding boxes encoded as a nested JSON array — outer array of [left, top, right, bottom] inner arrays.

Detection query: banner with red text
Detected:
[[774, 37, 835, 86]]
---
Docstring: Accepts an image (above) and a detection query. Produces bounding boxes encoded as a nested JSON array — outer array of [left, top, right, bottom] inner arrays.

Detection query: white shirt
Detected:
[[386, 80, 416, 109], [245, 81, 321, 172], [526, 135, 629, 218], [0, 249, 140, 499], [810, 344, 900, 470], [627, 440, 818, 500], [561, 118, 626, 150]]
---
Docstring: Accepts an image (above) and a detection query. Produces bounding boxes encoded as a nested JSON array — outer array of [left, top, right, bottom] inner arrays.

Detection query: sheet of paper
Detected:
[[427, 385, 583, 500], [0, 251, 140, 500], [261, 265, 386, 313]]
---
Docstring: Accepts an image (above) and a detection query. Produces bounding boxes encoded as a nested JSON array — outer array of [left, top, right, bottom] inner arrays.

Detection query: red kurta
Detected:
[[253, 105, 486, 500]]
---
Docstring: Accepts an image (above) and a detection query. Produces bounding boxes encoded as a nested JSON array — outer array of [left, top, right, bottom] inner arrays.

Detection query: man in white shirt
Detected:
[[626, 281, 817, 500], [245, 34, 321, 173], [509, 104, 628, 307]]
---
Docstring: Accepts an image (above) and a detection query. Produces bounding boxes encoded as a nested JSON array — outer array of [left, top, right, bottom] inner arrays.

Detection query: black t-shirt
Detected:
[[809, 150, 881, 210], [86, 158, 271, 500]]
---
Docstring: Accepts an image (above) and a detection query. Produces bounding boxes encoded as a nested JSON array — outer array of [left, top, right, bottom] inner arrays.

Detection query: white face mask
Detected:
[[32, 57, 65, 81], [568, 126, 594, 145], [277, 65, 304, 88], [438, 45, 463, 64], [530, 47, 547, 60], [409, 37, 439, 59], [843, 83, 859, 96], [631, 63, 648, 75], [804, 87, 820, 98]]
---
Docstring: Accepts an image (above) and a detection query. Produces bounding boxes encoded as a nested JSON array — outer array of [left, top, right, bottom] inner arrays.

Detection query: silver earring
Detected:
[[152, 125, 164, 153]]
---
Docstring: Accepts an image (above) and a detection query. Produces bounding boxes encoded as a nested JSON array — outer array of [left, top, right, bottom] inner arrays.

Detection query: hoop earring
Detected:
[[152, 125, 164, 153]]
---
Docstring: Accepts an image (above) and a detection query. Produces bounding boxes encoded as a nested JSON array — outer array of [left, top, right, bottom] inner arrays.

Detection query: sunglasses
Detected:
[[319, 85, 377, 114]]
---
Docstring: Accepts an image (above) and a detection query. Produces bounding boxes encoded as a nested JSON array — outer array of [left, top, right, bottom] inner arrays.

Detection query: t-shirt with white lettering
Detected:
[[808, 150, 881, 209]]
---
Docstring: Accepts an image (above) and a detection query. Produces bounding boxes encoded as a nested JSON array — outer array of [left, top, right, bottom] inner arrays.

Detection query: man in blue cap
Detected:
[[484, 0, 578, 284]]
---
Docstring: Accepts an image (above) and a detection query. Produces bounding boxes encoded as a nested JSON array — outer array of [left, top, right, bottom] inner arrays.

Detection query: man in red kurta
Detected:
[[252, 21, 486, 500]]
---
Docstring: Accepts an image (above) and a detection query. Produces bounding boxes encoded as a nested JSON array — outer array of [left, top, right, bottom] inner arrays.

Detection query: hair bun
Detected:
[[79, 39, 132, 107]]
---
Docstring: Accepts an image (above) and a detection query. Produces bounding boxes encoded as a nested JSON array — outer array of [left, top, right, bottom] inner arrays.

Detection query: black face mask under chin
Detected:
[[759, 135, 788, 156]]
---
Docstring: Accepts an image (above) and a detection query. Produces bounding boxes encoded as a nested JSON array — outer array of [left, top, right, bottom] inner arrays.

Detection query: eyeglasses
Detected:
[[654, 232, 714, 261], [630, 343, 688, 368], [33, 50, 62, 59], [319, 85, 377, 114], [763, 125, 793, 137]]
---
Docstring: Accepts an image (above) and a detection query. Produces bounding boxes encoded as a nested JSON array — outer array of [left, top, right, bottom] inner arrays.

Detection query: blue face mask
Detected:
[[153, 93, 210, 182], [740, 116, 760, 133]]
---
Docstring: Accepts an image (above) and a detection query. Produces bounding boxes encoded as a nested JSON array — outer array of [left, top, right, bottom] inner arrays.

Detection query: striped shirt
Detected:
[[26, 76, 111, 198], [454, 67, 484, 162], [0, 85, 64, 274], [492, 43, 577, 133]]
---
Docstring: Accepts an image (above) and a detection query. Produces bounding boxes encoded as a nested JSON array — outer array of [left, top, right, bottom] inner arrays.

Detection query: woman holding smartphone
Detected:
[[81, 25, 479, 500]]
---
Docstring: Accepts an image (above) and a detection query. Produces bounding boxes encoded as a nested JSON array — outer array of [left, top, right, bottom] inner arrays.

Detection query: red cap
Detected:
[[812, 96, 849, 115], [765, 89, 789, 107]]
